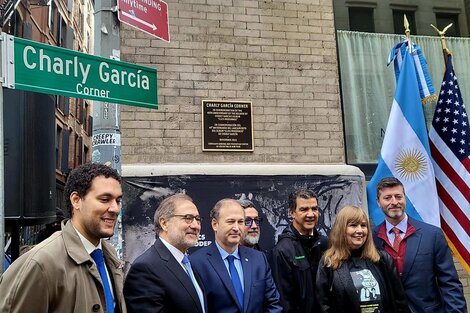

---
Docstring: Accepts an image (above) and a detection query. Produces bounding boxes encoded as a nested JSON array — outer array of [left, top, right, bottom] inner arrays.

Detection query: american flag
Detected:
[[429, 55, 470, 274]]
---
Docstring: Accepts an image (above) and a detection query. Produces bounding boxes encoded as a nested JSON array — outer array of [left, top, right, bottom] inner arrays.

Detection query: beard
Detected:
[[242, 232, 260, 246], [385, 207, 404, 219], [167, 228, 199, 250]]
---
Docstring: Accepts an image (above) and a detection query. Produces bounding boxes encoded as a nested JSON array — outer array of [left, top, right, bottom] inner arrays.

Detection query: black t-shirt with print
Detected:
[[348, 256, 386, 313]]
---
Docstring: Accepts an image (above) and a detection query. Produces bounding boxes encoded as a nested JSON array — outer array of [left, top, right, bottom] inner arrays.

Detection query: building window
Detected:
[[86, 4, 92, 26], [84, 145, 89, 163], [83, 102, 90, 134], [74, 135, 83, 167], [59, 17, 67, 47], [56, 184, 65, 211], [349, 7, 375, 32], [56, 95, 68, 116], [436, 13, 460, 37], [12, 11, 23, 37], [78, 137, 83, 165], [56, 96, 63, 113], [393, 10, 416, 34], [49, 1, 59, 39], [76, 98, 84, 124]]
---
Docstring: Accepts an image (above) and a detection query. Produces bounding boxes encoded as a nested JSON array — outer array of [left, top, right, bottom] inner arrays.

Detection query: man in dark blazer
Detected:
[[372, 177, 467, 313], [124, 194, 206, 313], [191, 198, 282, 313]]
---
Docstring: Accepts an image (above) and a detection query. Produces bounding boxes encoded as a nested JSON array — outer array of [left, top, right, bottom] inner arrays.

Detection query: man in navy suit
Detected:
[[372, 177, 467, 313], [191, 198, 282, 313], [124, 194, 206, 313]]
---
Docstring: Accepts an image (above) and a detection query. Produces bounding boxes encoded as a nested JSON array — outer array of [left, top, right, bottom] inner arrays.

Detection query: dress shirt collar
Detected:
[[215, 241, 240, 260], [385, 213, 408, 235], [71, 223, 102, 254], [160, 237, 186, 265]]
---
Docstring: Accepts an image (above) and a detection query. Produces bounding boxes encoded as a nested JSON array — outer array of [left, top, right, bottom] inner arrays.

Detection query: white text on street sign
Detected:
[[0, 33, 158, 109], [118, 0, 169, 42]]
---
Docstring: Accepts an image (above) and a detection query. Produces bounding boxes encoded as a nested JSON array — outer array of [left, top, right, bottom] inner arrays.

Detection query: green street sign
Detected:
[[1, 33, 157, 109]]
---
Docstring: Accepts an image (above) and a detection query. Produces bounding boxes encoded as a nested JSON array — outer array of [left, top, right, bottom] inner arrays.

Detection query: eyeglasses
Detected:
[[171, 214, 202, 224], [244, 217, 263, 227]]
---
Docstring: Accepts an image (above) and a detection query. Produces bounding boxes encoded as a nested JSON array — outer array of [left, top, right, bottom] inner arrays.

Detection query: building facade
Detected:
[[1, 0, 94, 212], [120, 0, 342, 164], [333, 0, 469, 37]]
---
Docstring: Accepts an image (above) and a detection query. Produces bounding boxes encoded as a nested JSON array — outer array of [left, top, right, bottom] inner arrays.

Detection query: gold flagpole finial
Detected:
[[404, 14, 412, 52], [404, 14, 411, 39], [431, 23, 453, 58]]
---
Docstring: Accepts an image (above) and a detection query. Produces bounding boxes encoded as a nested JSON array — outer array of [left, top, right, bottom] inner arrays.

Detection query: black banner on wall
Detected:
[[122, 173, 363, 268]]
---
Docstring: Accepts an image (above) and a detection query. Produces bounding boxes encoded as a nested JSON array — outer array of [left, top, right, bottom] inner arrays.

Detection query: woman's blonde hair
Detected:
[[323, 206, 380, 269]]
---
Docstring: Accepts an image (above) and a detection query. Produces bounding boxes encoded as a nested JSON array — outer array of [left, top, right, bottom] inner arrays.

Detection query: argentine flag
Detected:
[[366, 50, 440, 227]]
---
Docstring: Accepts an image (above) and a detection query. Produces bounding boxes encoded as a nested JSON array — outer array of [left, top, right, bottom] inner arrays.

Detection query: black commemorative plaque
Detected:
[[202, 100, 253, 151]]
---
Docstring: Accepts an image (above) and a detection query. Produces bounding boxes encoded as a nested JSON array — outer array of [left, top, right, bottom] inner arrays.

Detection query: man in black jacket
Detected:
[[269, 189, 328, 313]]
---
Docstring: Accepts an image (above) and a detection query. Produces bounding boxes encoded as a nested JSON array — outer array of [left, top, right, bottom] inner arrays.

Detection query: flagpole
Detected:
[[428, 23, 470, 277], [430, 23, 453, 65]]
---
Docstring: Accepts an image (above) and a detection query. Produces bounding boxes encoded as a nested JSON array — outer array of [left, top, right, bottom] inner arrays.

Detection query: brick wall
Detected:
[[119, 0, 343, 164], [454, 257, 470, 307]]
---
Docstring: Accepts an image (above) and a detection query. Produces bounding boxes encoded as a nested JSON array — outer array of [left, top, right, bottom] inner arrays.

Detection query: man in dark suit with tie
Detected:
[[124, 194, 206, 313], [372, 177, 467, 313], [190, 198, 282, 313]]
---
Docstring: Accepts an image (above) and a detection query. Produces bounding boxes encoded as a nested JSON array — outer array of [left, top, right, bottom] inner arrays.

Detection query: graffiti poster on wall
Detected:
[[122, 173, 364, 268]]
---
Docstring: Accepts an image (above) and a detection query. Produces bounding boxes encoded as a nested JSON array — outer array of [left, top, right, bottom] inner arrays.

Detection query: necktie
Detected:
[[226, 255, 244, 309], [392, 227, 402, 251], [182, 255, 205, 313], [90, 249, 114, 313]]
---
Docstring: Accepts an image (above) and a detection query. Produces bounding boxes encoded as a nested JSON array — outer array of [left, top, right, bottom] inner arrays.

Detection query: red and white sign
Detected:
[[118, 0, 169, 42]]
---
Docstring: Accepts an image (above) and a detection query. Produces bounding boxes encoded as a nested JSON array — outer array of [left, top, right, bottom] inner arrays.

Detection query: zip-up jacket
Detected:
[[269, 224, 328, 313]]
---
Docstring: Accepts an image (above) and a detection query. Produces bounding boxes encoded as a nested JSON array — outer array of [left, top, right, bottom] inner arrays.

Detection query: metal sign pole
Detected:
[[0, 33, 5, 274], [93, 0, 123, 258], [0, 86, 4, 274]]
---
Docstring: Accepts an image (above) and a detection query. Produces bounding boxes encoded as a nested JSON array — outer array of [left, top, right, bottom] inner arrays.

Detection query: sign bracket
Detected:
[[0, 33, 15, 88]]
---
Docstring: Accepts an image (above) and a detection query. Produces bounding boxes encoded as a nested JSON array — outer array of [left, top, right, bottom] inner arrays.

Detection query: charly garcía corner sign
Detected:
[[0, 33, 157, 109]]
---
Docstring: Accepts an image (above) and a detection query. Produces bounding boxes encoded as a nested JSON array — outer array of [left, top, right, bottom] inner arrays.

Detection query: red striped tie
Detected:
[[392, 227, 402, 251]]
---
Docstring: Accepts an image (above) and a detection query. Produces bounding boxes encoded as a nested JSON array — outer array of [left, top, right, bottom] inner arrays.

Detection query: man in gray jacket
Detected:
[[0, 163, 126, 313]]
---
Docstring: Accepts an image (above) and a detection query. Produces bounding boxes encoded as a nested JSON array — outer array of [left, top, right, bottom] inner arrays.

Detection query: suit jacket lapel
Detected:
[[206, 243, 242, 311], [374, 223, 388, 248], [193, 269, 208, 312], [402, 221, 421, 282], [240, 248, 251, 313], [155, 239, 203, 313]]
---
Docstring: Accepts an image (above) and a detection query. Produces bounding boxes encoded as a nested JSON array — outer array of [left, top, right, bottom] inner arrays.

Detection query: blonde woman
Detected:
[[316, 206, 409, 313]]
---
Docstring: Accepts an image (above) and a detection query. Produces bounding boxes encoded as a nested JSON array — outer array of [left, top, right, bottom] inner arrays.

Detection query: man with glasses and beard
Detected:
[[239, 200, 264, 252], [124, 194, 206, 313]]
